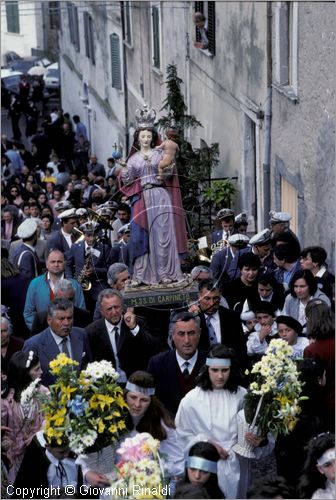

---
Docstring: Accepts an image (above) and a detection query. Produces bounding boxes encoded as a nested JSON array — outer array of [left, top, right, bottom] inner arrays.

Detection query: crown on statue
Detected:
[[135, 104, 156, 128]]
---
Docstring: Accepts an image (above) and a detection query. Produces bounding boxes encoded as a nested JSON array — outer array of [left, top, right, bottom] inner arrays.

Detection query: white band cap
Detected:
[[206, 358, 231, 367], [317, 448, 335, 466], [125, 381, 155, 396]]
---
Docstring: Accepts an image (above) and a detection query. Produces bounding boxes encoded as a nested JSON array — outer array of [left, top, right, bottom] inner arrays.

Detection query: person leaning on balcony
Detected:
[[193, 12, 209, 49]]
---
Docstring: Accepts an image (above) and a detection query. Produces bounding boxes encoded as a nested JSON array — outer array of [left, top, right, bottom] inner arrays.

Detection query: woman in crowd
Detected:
[[1, 351, 48, 483], [304, 299, 335, 431], [120, 107, 188, 286], [182, 441, 223, 499], [82, 371, 184, 488], [282, 269, 331, 327], [300, 246, 335, 303], [175, 344, 272, 498], [298, 433, 335, 499], [7, 185, 24, 208]]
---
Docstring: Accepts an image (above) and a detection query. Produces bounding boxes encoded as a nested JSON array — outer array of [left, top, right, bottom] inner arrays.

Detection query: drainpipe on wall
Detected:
[[262, 2, 272, 226], [121, 6, 129, 152]]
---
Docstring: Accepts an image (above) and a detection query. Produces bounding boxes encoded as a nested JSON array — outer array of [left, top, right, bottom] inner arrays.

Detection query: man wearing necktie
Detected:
[[23, 298, 92, 386], [147, 311, 207, 416], [86, 289, 160, 381], [211, 208, 235, 246], [188, 279, 248, 371]]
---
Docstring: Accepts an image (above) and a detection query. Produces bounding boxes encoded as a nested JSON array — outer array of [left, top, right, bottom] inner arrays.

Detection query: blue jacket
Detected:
[[23, 327, 92, 386], [12, 243, 42, 281], [23, 273, 86, 329]]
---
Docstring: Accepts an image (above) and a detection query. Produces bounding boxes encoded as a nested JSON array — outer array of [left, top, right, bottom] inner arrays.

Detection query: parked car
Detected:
[[1, 69, 23, 108], [5, 56, 51, 75], [43, 62, 59, 93]]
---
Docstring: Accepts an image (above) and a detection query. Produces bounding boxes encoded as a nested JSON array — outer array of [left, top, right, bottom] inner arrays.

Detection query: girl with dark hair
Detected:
[[282, 269, 331, 327], [175, 345, 271, 498], [304, 299, 335, 431], [298, 433, 335, 499], [183, 441, 224, 499], [120, 106, 188, 287], [123, 371, 184, 480], [1, 351, 48, 483]]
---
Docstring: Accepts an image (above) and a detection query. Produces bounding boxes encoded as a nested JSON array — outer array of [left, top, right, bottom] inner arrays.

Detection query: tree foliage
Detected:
[[157, 64, 220, 234]]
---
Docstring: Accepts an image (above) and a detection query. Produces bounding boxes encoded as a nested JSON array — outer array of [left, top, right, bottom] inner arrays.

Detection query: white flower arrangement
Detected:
[[82, 361, 120, 381], [244, 338, 306, 437], [20, 378, 44, 418], [69, 429, 98, 455]]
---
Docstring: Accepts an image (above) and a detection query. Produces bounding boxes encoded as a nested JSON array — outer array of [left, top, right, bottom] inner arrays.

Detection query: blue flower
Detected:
[[68, 395, 88, 416]]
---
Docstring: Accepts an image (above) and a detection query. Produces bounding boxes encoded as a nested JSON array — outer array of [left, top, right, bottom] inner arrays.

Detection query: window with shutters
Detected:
[[194, 1, 216, 56], [274, 2, 298, 100], [67, 2, 80, 51], [84, 11, 95, 65], [151, 3, 161, 70], [122, 1, 132, 47], [110, 33, 122, 90], [6, 1, 20, 34], [49, 1, 60, 30]]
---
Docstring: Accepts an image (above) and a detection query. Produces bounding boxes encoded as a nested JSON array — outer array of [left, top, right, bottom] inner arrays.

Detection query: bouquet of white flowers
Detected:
[[244, 338, 306, 437]]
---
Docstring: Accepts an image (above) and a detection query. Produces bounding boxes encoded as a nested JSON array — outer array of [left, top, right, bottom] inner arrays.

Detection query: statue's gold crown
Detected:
[[135, 104, 156, 128]]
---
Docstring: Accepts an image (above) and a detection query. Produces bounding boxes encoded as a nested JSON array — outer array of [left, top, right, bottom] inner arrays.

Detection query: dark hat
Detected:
[[253, 301, 276, 316], [276, 315, 303, 334], [216, 208, 235, 220]]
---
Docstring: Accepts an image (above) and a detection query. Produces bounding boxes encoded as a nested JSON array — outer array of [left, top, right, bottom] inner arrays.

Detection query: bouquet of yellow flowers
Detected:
[[110, 433, 167, 499], [243, 338, 306, 438], [43, 354, 128, 454]]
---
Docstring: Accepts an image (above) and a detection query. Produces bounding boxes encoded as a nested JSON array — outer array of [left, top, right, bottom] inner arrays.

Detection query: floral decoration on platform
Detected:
[[110, 433, 166, 499], [43, 354, 128, 454], [244, 338, 306, 437], [20, 377, 48, 418]]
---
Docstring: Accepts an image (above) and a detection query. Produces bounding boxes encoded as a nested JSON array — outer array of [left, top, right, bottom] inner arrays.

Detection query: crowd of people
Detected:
[[1, 105, 335, 499]]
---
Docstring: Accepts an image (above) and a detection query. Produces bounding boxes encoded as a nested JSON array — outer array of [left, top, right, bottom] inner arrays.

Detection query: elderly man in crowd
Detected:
[[23, 298, 92, 386]]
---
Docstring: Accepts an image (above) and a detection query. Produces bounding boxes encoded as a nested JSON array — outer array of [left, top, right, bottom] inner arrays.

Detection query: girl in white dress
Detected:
[[175, 345, 271, 499]]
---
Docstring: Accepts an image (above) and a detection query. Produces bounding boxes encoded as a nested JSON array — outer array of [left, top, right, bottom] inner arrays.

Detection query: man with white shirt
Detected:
[[47, 208, 79, 254], [23, 249, 86, 330], [14, 432, 83, 495], [23, 298, 92, 386], [188, 279, 248, 370], [147, 312, 206, 416], [85, 289, 159, 384]]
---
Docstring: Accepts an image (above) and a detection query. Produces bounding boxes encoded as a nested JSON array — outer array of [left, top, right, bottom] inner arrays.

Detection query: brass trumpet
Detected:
[[210, 239, 229, 256]]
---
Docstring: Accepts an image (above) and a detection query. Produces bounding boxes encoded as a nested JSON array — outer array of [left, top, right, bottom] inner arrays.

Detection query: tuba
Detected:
[[78, 249, 93, 291]]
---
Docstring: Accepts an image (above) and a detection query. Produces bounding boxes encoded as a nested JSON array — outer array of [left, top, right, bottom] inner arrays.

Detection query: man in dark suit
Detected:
[[23, 298, 92, 386], [188, 279, 248, 370], [30, 279, 92, 335], [210, 233, 249, 284], [147, 312, 206, 416], [47, 208, 80, 254], [211, 208, 235, 245], [65, 221, 113, 312], [1, 207, 20, 243], [86, 289, 160, 384]]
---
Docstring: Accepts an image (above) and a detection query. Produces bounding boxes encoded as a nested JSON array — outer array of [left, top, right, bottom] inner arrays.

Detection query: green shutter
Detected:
[[6, 1, 20, 34], [110, 33, 122, 90]]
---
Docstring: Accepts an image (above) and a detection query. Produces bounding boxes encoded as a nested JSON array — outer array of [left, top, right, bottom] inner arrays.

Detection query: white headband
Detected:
[[317, 448, 335, 466], [26, 351, 34, 369], [186, 456, 217, 474], [206, 358, 231, 367], [126, 382, 155, 396]]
